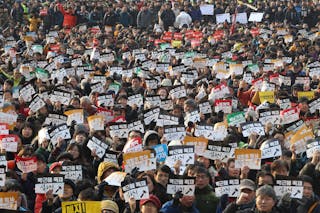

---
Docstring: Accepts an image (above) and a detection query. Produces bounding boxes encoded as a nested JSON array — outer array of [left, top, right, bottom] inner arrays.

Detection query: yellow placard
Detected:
[[284, 35, 293, 43], [229, 64, 243, 75], [0, 192, 18, 210], [259, 91, 275, 103], [183, 135, 208, 155], [64, 109, 84, 125], [290, 125, 314, 154], [234, 149, 261, 169], [235, 149, 262, 159], [171, 40, 182, 48], [87, 115, 105, 131], [298, 91, 315, 100], [62, 201, 101, 213], [123, 150, 151, 165]]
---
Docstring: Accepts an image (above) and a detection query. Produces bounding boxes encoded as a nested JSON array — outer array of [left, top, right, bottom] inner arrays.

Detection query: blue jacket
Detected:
[[160, 200, 200, 213]]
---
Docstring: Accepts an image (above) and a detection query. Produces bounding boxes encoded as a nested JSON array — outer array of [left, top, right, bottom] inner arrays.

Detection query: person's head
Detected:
[[35, 154, 47, 174], [255, 185, 277, 212], [78, 188, 97, 201], [227, 159, 240, 178], [184, 99, 197, 113], [239, 179, 256, 204], [70, 97, 81, 109], [154, 165, 171, 187], [20, 122, 34, 138], [298, 97, 309, 113], [117, 95, 128, 107], [301, 175, 314, 199], [137, 172, 156, 193], [197, 156, 211, 169], [256, 171, 275, 187], [157, 87, 168, 100], [140, 195, 161, 213], [128, 130, 143, 140], [80, 96, 92, 109], [270, 159, 289, 177], [101, 200, 119, 213], [143, 130, 160, 147], [180, 195, 195, 208], [61, 179, 75, 200], [49, 161, 62, 174], [131, 76, 141, 90], [66, 143, 82, 160], [97, 162, 119, 183], [195, 166, 211, 189], [3, 79, 13, 90]]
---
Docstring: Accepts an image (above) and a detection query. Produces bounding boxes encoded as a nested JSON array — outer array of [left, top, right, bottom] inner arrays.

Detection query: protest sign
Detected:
[[214, 99, 232, 114], [0, 134, 18, 152], [204, 142, 233, 162], [121, 178, 149, 202], [0, 123, 9, 135], [156, 113, 179, 127], [235, 149, 261, 170], [87, 136, 109, 159], [259, 91, 275, 103], [104, 171, 126, 187], [64, 109, 84, 125], [215, 179, 240, 197], [29, 94, 46, 112], [227, 111, 246, 127], [143, 107, 160, 125], [123, 137, 143, 153], [153, 144, 168, 162], [87, 115, 105, 131], [104, 150, 119, 165], [97, 94, 114, 107], [200, 4, 214, 15], [123, 150, 156, 173], [199, 102, 212, 114], [274, 177, 303, 199], [258, 109, 281, 125], [194, 125, 214, 140], [216, 13, 231, 23], [298, 91, 315, 100], [60, 165, 83, 181], [306, 138, 320, 158], [48, 124, 71, 146], [290, 125, 315, 154], [308, 98, 320, 114], [240, 121, 265, 137], [0, 166, 5, 187], [16, 156, 37, 173], [61, 201, 101, 213], [44, 113, 67, 126], [183, 136, 208, 156], [163, 125, 186, 142], [35, 174, 64, 195], [166, 145, 195, 174], [0, 192, 18, 210], [127, 94, 144, 108], [109, 123, 128, 139], [260, 139, 282, 159], [167, 178, 195, 196], [248, 12, 264, 22], [280, 107, 300, 125]]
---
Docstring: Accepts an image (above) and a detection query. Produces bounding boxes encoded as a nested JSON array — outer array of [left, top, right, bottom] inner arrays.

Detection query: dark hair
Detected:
[[270, 159, 289, 173], [78, 188, 97, 201], [155, 165, 172, 176], [256, 171, 275, 186], [300, 175, 314, 189]]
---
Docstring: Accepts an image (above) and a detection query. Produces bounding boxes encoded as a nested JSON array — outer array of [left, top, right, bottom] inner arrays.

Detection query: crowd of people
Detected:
[[0, 0, 319, 212]]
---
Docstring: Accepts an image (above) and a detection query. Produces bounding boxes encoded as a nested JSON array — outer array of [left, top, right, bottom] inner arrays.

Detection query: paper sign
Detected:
[[109, 123, 128, 139], [123, 137, 143, 153], [16, 156, 37, 173], [209, 83, 230, 101], [87, 115, 105, 131], [240, 121, 265, 137], [156, 113, 179, 127], [60, 165, 82, 181], [248, 12, 264, 22], [274, 178, 303, 199], [62, 201, 101, 213], [214, 99, 232, 114], [298, 91, 315, 101], [169, 86, 187, 99], [44, 114, 68, 126], [144, 108, 160, 125], [259, 91, 275, 103], [260, 139, 282, 159], [200, 4, 214, 15], [213, 122, 228, 141], [0, 192, 18, 210], [166, 145, 194, 174], [308, 98, 320, 114], [64, 109, 84, 125], [167, 178, 195, 196], [0, 134, 18, 152], [122, 178, 149, 202], [290, 125, 315, 154], [258, 109, 281, 125], [229, 64, 243, 76], [234, 12, 248, 24], [29, 95, 46, 112], [199, 102, 212, 114], [280, 108, 300, 125], [123, 150, 156, 173], [48, 124, 71, 146], [215, 179, 240, 197], [153, 144, 168, 162], [87, 136, 108, 159], [216, 13, 231, 23], [35, 175, 64, 195], [183, 136, 208, 156], [164, 125, 186, 142], [103, 171, 126, 186], [204, 142, 233, 162], [227, 112, 246, 127], [0, 166, 5, 187], [306, 138, 320, 158], [235, 149, 261, 170], [194, 125, 214, 140], [278, 98, 291, 110], [127, 94, 143, 107]]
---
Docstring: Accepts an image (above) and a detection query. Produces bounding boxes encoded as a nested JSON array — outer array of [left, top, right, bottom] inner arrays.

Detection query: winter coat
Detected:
[[160, 200, 200, 213], [195, 185, 219, 213], [137, 9, 153, 29]]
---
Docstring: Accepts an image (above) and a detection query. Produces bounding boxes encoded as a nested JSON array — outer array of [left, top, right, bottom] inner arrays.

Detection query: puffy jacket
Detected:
[[195, 185, 219, 213], [160, 200, 200, 213]]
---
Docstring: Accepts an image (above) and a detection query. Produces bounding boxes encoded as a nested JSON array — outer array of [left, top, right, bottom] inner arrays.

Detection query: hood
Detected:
[[143, 130, 160, 147]]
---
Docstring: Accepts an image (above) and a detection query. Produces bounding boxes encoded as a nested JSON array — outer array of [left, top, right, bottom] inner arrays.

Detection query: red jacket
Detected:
[[59, 6, 77, 28]]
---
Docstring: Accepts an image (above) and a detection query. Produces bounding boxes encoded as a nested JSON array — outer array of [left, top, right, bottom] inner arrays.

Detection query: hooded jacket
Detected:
[[143, 130, 160, 147]]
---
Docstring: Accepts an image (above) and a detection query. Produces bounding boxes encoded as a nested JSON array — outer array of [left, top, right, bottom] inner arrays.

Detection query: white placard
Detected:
[[87, 136, 109, 159], [35, 175, 64, 195], [249, 12, 264, 22], [216, 13, 231, 23]]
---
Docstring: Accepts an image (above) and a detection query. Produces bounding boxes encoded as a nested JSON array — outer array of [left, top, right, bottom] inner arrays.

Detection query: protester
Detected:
[[0, 0, 319, 212]]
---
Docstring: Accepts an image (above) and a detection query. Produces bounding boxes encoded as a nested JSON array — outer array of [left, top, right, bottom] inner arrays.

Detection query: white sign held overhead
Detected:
[[200, 4, 214, 15], [249, 12, 264, 22], [216, 13, 231, 24]]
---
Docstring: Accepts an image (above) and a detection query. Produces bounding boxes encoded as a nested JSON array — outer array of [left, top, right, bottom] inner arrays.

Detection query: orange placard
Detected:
[[0, 192, 18, 210], [235, 149, 261, 170], [183, 136, 208, 155]]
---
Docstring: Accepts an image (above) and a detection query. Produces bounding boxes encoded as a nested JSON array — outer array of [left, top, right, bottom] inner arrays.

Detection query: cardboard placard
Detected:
[[0, 192, 19, 210], [274, 177, 303, 199], [29, 95, 46, 112], [167, 178, 195, 196], [60, 165, 82, 181], [204, 142, 233, 162], [87, 115, 105, 131], [61, 201, 101, 213], [16, 156, 37, 173], [109, 123, 128, 139], [306, 138, 320, 158], [290, 125, 315, 154], [259, 91, 275, 103], [199, 102, 212, 114], [48, 124, 71, 146], [165, 145, 195, 174], [64, 109, 84, 126], [169, 86, 187, 99], [122, 178, 149, 202], [87, 136, 109, 159], [153, 144, 168, 162], [194, 125, 214, 140], [144, 108, 160, 125], [214, 99, 232, 114], [248, 12, 264, 22], [183, 136, 208, 156], [280, 107, 300, 125], [35, 175, 64, 195], [127, 94, 143, 107], [227, 111, 246, 127], [123, 150, 156, 173], [156, 113, 179, 127], [258, 109, 281, 125], [163, 125, 186, 142], [235, 149, 261, 170], [44, 114, 67, 126], [0, 134, 18, 152], [215, 179, 240, 197], [260, 139, 282, 159], [240, 121, 265, 137], [19, 83, 36, 102]]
